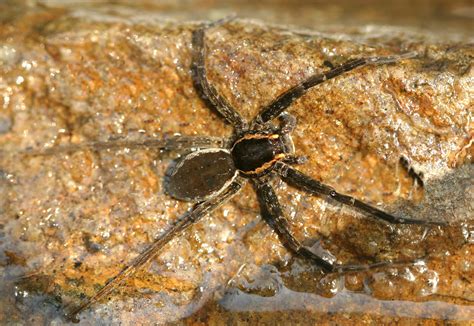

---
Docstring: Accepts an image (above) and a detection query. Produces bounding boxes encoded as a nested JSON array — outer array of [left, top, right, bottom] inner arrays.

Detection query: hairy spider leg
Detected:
[[252, 178, 428, 273], [0, 135, 225, 159], [273, 113, 309, 166], [275, 162, 446, 226], [191, 19, 247, 131], [253, 178, 334, 271], [399, 156, 425, 187], [65, 176, 246, 321], [252, 52, 418, 125], [277, 112, 297, 135]]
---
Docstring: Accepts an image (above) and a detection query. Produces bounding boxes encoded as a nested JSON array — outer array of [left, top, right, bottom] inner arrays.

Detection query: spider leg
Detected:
[[1, 135, 225, 158], [278, 112, 297, 134], [282, 155, 308, 165], [252, 177, 422, 273], [191, 18, 247, 131], [275, 162, 446, 226], [64, 176, 246, 322], [252, 52, 418, 125], [252, 177, 334, 272], [399, 156, 425, 188]]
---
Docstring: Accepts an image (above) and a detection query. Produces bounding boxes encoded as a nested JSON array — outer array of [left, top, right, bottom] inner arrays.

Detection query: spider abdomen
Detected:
[[166, 148, 238, 202], [231, 134, 284, 175]]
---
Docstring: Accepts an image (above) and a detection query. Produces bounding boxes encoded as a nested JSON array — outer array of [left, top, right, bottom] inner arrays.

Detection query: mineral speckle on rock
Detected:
[[0, 117, 12, 134], [0, 1, 472, 325]]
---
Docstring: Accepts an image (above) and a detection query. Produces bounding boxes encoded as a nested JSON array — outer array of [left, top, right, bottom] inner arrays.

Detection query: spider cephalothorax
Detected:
[[231, 133, 287, 175], [63, 18, 445, 321]]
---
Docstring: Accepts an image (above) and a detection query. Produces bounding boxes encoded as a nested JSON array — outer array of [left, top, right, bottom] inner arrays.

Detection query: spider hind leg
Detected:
[[65, 176, 246, 321]]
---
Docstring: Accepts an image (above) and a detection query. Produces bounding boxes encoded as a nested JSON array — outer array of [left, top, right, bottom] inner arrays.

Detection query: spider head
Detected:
[[231, 133, 289, 176], [231, 112, 297, 176]]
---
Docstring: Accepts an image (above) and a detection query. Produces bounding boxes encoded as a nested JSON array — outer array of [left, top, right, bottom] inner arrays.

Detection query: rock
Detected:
[[0, 1, 472, 324]]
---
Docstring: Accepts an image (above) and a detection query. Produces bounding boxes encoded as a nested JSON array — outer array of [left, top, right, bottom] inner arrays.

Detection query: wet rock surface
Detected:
[[0, 1, 472, 325]]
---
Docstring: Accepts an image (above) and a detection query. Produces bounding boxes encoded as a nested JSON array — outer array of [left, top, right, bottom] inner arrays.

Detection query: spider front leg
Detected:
[[65, 176, 246, 322], [275, 162, 446, 226], [278, 112, 297, 134], [252, 52, 418, 125], [191, 18, 247, 131]]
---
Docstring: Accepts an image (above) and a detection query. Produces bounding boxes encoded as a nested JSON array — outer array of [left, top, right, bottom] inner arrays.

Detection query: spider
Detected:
[[63, 18, 445, 321]]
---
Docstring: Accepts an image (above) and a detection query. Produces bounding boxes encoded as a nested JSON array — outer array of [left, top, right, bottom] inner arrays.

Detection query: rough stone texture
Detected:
[[0, 1, 472, 325]]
